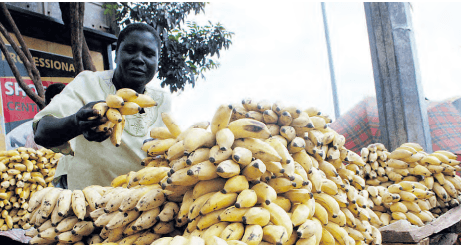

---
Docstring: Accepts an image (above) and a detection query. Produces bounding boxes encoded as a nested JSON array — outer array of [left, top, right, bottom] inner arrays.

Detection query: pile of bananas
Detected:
[[24, 98, 385, 245], [25, 184, 181, 245], [91, 88, 158, 147], [0, 147, 61, 231], [26, 98, 460, 244], [136, 99, 382, 245], [357, 142, 461, 227]]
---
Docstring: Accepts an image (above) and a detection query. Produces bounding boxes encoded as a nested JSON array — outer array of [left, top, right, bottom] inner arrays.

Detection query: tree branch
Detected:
[[0, 3, 44, 98], [0, 37, 45, 108], [69, 2, 84, 74]]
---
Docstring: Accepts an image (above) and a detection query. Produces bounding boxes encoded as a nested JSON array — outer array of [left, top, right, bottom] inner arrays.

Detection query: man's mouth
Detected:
[[128, 68, 145, 75]]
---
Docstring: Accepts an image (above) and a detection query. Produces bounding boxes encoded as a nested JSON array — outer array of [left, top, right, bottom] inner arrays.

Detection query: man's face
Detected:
[[114, 30, 159, 90]]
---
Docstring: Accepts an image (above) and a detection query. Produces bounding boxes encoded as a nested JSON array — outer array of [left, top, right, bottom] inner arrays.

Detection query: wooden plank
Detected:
[[383, 237, 429, 245], [379, 205, 461, 243], [363, 2, 432, 152]]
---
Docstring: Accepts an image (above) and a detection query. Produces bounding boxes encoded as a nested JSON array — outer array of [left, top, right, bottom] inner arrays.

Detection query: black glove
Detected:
[[75, 101, 112, 142]]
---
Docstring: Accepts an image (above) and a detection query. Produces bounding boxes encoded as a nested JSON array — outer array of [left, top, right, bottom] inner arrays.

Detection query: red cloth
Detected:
[[330, 96, 461, 155]]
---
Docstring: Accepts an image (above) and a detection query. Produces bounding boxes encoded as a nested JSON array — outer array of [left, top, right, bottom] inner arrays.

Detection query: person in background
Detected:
[[24, 83, 66, 150], [33, 23, 172, 190]]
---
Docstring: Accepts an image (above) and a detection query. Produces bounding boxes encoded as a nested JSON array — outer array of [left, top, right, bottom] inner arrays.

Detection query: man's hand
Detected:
[[75, 101, 112, 142]]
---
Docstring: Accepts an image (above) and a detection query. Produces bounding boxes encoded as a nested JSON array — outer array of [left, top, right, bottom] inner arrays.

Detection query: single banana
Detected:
[[193, 178, 227, 199], [232, 147, 253, 167], [55, 230, 83, 243], [128, 93, 157, 108], [209, 145, 233, 164], [200, 191, 238, 215], [222, 175, 250, 194], [216, 128, 235, 151], [110, 116, 125, 147], [241, 159, 266, 182], [218, 206, 249, 222], [220, 222, 245, 241], [232, 138, 281, 163], [216, 159, 241, 179], [196, 209, 222, 231], [183, 128, 216, 154], [71, 220, 95, 236], [228, 118, 271, 140], [241, 224, 264, 245], [115, 88, 139, 101], [134, 188, 165, 212], [118, 101, 141, 115], [262, 110, 279, 124], [106, 94, 125, 108], [211, 104, 233, 134], [291, 203, 310, 227], [132, 207, 161, 231], [201, 222, 230, 242], [161, 112, 182, 138]]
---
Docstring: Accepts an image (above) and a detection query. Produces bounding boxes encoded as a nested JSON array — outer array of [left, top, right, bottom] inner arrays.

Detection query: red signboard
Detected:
[[0, 78, 56, 124]]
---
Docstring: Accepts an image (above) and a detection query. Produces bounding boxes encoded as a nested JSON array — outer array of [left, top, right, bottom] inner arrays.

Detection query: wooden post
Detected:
[[363, 2, 432, 152]]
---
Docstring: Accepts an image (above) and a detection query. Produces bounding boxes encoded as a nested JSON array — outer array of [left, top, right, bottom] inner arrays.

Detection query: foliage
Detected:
[[104, 2, 234, 92]]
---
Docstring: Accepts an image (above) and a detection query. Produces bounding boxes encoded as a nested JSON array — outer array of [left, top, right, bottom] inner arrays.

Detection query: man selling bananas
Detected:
[[33, 23, 172, 190]]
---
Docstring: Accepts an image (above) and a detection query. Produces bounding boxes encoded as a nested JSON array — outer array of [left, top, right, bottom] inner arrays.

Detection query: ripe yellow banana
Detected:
[[227, 118, 271, 140], [118, 101, 141, 115], [290, 203, 310, 227], [241, 224, 264, 245], [241, 159, 266, 182], [196, 209, 222, 231], [242, 207, 270, 226], [209, 146, 233, 165], [134, 188, 165, 212], [128, 93, 157, 108], [216, 159, 240, 179], [160, 112, 182, 138], [71, 220, 95, 236], [262, 225, 289, 245], [215, 128, 234, 151], [106, 94, 125, 108], [220, 222, 245, 241], [216, 175, 247, 196], [233, 138, 281, 163], [218, 206, 249, 223], [88, 102, 109, 120], [211, 104, 233, 134], [200, 191, 238, 215], [192, 178, 227, 199], [262, 202, 292, 236], [230, 147, 252, 168], [251, 182, 278, 205], [183, 128, 215, 154], [262, 110, 279, 124], [115, 88, 139, 101], [71, 190, 86, 221], [201, 222, 230, 242], [119, 185, 158, 212], [54, 216, 79, 233], [234, 189, 257, 209], [56, 230, 83, 243]]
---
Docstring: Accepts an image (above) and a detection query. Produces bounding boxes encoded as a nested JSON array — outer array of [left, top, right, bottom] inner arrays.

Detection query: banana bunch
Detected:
[[0, 147, 61, 231], [91, 88, 158, 147], [358, 142, 461, 227], [135, 99, 383, 245]]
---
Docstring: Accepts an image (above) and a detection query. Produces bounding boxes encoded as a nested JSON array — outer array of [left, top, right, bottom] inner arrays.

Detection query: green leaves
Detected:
[[107, 2, 234, 92]]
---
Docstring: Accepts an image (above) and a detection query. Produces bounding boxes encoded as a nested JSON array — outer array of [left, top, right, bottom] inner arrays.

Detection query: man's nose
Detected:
[[132, 52, 144, 63]]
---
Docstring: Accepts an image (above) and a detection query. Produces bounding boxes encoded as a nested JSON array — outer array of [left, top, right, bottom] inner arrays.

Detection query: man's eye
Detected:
[[145, 52, 156, 57]]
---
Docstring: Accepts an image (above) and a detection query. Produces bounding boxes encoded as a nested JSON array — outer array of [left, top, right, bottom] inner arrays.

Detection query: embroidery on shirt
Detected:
[[124, 89, 164, 137]]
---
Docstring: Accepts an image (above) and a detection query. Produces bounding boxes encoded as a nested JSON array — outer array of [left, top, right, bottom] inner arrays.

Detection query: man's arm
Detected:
[[34, 102, 111, 148]]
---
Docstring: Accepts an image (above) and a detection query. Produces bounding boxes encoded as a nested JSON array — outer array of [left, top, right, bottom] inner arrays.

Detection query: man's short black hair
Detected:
[[116, 23, 161, 54], [45, 83, 66, 105]]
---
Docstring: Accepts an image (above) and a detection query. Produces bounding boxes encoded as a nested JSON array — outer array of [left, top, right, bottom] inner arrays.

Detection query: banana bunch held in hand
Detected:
[[91, 88, 157, 147]]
